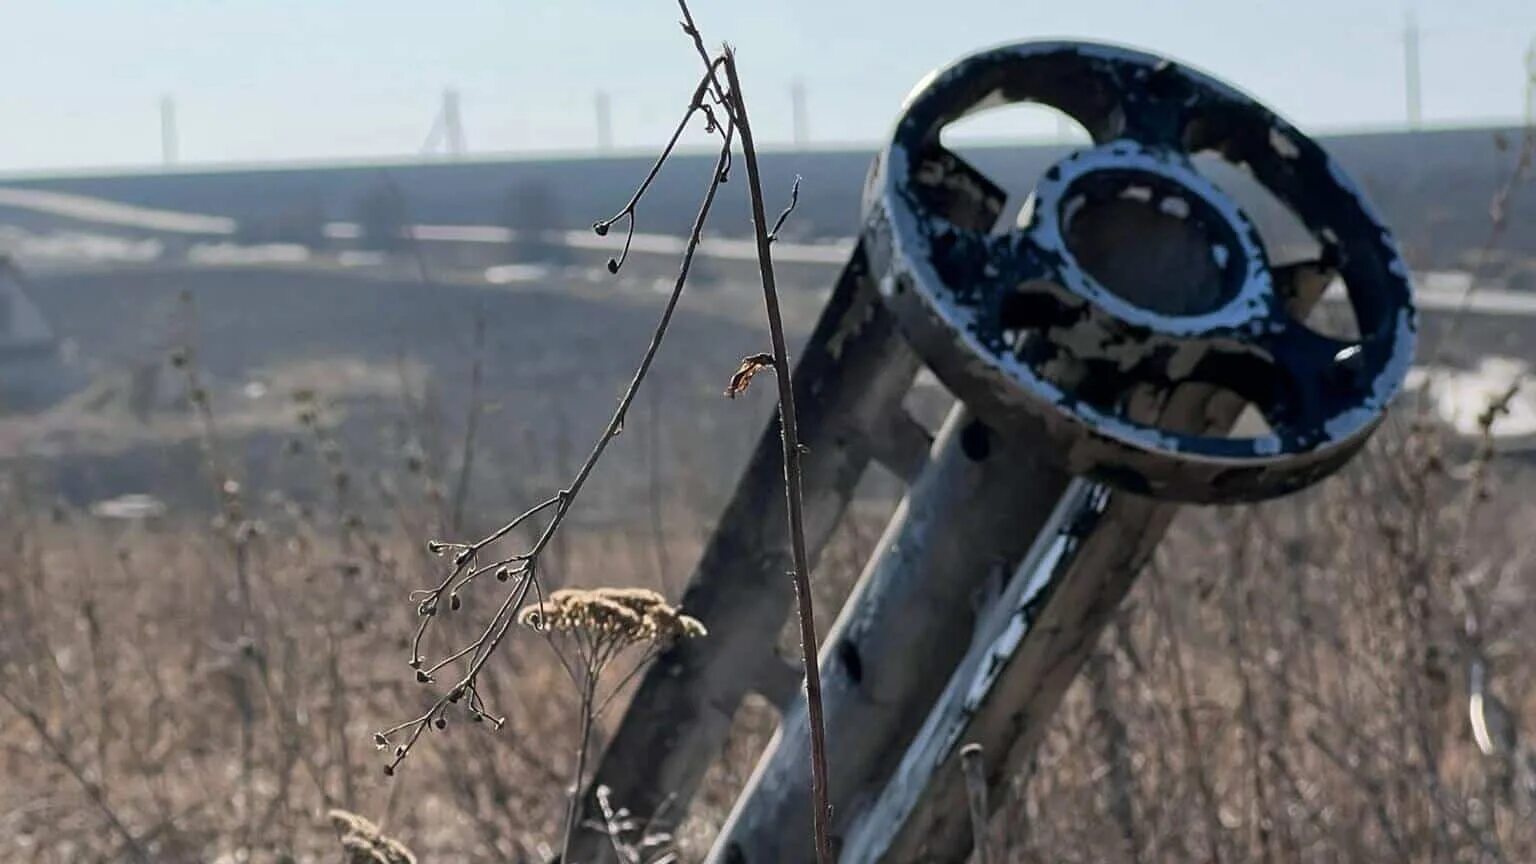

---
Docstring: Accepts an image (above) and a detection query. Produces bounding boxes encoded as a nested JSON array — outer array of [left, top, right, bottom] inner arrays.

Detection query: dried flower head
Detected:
[[329, 809, 417, 864], [520, 587, 705, 648]]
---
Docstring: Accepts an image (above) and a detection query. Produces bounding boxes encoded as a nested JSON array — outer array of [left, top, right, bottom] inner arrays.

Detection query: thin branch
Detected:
[[449, 306, 487, 532], [960, 743, 995, 864], [720, 41, 834, 864], [378, 94, 736, 774], [767, 175, 802, 243], [0, 689, 151, 864]]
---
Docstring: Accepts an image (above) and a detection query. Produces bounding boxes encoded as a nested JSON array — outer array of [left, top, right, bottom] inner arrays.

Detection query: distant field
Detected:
[[1, 125, 1531, 271]]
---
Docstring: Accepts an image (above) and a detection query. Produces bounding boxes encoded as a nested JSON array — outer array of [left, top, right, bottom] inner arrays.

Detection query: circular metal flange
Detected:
[[862, 40, 1417, 503]]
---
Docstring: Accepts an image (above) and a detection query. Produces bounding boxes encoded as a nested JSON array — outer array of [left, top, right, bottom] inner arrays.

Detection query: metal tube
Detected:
[[569, 155, 1009, 864], [566, 248, 922, 861], [843, 264, 1336, 862], [707, 404, 1070, 862]]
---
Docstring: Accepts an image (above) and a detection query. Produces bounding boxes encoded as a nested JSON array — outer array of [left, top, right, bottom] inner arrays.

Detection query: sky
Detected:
[[0, 1, 1532, 174]]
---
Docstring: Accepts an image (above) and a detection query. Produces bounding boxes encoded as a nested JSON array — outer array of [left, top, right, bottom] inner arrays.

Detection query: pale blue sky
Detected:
[[0, 1, 1532, 173]]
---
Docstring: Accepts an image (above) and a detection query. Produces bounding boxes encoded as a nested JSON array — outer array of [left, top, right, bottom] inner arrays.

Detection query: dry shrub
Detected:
[[1000, 414, 1536, 863]]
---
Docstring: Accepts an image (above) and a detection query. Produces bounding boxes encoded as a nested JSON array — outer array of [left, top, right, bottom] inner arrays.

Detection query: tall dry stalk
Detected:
[[371, 3, 836, 859]]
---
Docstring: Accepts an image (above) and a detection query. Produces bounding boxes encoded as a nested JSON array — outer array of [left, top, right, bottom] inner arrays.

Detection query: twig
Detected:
[[377, 78, 736, 775], [719, 41, 835, 864], [767, 175, 802, 243], [562, 671, 599, 862], [960, 743, 995, 864], [0, 689, 151, 864], [449, 306, 487, 533]]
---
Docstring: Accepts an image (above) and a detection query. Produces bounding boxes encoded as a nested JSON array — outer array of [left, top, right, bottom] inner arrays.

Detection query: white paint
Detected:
[[1269, 127, 1301, 160], [0, 187, 236, 235], [1159, 195, 1191, 219]]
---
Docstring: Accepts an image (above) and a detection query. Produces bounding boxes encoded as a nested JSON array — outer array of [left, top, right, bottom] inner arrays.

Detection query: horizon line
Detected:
[[0, 115, 1526, 184]]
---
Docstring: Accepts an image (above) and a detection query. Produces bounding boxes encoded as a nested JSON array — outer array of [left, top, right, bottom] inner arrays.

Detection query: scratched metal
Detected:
[[862, 40, 1418, 502]]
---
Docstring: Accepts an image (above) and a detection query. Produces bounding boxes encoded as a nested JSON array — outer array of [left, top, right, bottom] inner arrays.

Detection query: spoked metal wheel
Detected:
[[863, 41, 1416, 503]]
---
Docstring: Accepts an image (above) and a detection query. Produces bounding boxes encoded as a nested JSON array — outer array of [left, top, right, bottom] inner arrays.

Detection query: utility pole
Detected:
[[1403, 10, 1423, 129], [160, 95, 178, 166], [595, 90, 613, 152], [422, 88, 467, 158], [1525, 37, 1535, 125], [443, 89, 466, 157], [791, 80, 808, 148]]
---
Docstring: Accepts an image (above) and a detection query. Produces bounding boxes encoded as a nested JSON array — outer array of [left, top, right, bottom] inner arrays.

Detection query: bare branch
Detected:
[[767, 175, 802, 243]]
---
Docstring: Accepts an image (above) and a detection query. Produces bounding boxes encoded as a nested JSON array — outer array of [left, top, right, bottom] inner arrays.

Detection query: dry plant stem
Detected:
[[0, 689, 152, 864], [562, 672, 598, 863], [721, 47, 834, 864], [449, 307, 487, 533], [381, 97, 734, 774], [960, 743, 995, 864]]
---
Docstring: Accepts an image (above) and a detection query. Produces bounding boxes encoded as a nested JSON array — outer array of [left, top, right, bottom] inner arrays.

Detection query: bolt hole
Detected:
[[837, 640, 864, 684], [960, 419, 991, 461]]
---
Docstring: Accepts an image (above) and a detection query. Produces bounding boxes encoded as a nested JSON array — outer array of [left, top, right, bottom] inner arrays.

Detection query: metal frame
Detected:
[[572, 40, 1413, 864]]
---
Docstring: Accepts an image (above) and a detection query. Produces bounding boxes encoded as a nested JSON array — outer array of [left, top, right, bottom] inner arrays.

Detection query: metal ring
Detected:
[[863, 40, 1416, 503]]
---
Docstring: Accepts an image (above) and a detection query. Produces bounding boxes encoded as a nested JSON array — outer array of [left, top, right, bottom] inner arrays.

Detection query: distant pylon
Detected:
[[1403, 10, 1423, 129], [790, 80, 808, 148], [160, 95, 179, 166], [1525, 37, 1535, 125], [421, 88, 467, 158], [443, 89, 466, 156], [595, 90, 613, 152]]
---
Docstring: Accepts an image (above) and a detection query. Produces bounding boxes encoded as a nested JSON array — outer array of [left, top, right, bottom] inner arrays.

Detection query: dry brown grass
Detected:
[[3, 410, 1532, 863]]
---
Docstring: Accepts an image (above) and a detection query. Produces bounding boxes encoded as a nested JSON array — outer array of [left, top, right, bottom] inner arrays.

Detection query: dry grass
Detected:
[[2, 405, 1532, 863]]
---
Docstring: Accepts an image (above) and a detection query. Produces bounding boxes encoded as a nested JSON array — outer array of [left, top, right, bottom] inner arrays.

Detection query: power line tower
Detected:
[[1403, 10, 1423, 129], [160, 95, 179, 166], [595, 90, 613, 152], [1525, 36, 1535, 125], [421, 88, 467, 158], [790, 80, 808, 148]]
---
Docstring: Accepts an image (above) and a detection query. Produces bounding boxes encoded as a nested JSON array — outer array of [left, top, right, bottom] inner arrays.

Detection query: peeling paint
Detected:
[[861, 38, 1416, 504]]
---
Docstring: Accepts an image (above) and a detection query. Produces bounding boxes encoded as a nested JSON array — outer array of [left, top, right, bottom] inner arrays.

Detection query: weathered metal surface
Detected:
[[567, 154, 1009, 864], [564, 246, 918, 860], [863, 41, 1416, 503], [841, 266, 1337, 863], [580, 39, 1415, 864], [705, 404, 1071, 863]]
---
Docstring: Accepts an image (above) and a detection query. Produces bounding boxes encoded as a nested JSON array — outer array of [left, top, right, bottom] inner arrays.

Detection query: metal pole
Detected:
[[160, 95, 178, 167], [842, 264, 1336, 862], [1525, 37, 1535, 126], [1404, 10, 1423, 130], [707, 403, 1071, 862], [565, 249, 924, 861], [791, 80, 808, 149], [567, 158, 1007, 864], [443, 89, 466, 157], [595, 90, 613, 152]]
